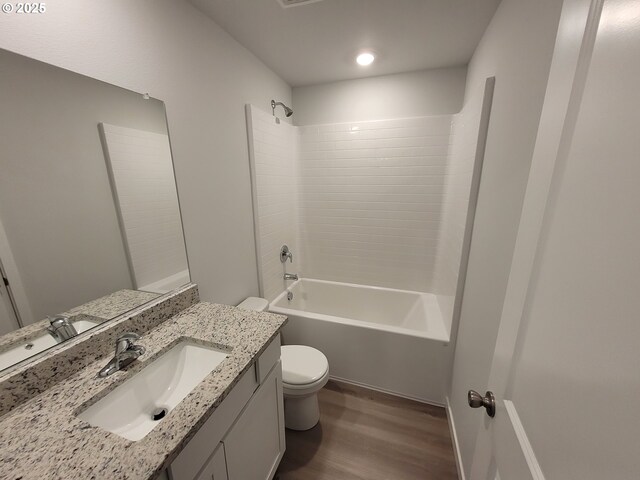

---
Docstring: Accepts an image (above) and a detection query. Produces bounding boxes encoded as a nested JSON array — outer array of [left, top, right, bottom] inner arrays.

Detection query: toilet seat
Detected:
[[281, 345, 329, 393], [282, 369, 329, 395], [281, 345, 329, 385]]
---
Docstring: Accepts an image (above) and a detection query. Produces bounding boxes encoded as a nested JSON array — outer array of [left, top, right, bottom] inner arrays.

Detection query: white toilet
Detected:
[[237, 297, 329, 431]]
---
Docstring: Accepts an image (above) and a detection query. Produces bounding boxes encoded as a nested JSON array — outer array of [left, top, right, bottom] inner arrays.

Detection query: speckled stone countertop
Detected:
[[0, 289, 160, 355], [64, 289, 161, 319], [0, 302, 287, 480]]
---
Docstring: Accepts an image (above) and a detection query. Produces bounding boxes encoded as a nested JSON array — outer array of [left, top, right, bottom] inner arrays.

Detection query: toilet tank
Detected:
[[237, 297, 269, 312]]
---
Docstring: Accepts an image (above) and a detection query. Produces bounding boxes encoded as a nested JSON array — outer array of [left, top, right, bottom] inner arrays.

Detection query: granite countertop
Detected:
[[64, 289, 161, 319], [0, 289, 160, 356], [0, 302, 287, 480]]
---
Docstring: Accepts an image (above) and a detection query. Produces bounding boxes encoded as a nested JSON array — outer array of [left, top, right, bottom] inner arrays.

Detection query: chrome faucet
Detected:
[[284, 273, 298, 281], [98, 332, 146, 377], [47, 315, 78, 342]]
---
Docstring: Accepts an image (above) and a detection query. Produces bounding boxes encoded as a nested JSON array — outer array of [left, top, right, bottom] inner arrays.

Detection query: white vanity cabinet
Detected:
[[223, 360, 284, 479], [169, 335, 285, 480]]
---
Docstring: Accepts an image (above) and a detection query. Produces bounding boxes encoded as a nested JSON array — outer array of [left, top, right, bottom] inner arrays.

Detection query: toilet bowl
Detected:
[[280, 345, 329, 430], [237, 297, 329, 431]]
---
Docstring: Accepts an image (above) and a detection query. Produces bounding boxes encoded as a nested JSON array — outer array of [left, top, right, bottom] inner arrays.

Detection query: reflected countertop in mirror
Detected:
[[0, 49, 190, 372], [0, 289, 160, 372]]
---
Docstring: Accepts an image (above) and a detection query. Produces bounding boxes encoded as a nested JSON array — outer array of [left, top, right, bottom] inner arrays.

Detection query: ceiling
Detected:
[[190, 0, 501, 87]]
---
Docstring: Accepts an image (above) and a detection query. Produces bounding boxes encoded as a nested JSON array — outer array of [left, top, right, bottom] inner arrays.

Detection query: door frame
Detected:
[[0, 216, 32, 326], [0, 259, 21, 330]]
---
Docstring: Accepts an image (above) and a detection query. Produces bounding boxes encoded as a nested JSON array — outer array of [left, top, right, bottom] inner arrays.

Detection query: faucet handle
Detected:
[[47, 314, 70, 326], [117, 332, 140, 342], [115, 332, 141, 353], [280, 245, 293, 263]]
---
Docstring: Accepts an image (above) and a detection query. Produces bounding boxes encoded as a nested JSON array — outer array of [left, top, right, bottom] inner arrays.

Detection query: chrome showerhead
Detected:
[[271, 99, 293, 118]]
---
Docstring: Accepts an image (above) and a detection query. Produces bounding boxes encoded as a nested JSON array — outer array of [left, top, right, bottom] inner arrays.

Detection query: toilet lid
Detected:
[[281, 345, 328, 386]]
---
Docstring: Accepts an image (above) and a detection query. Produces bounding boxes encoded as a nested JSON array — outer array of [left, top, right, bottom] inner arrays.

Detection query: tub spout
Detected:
[[284, 273, 298, 281]]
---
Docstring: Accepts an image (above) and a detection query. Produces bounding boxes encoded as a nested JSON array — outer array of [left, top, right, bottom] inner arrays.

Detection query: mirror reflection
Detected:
[[0, 49, 190, 372]]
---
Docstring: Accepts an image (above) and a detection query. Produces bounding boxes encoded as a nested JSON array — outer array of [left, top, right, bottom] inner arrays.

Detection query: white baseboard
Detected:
[[445, 396, 466, 480], [328, 375, 445, 408]]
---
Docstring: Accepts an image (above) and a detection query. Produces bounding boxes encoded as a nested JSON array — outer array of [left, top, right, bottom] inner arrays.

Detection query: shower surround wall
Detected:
[[248, 105, 478, 334], [433, 102, 486, 327], [246, 105, 299, 302], [297, 117, 453, 293]]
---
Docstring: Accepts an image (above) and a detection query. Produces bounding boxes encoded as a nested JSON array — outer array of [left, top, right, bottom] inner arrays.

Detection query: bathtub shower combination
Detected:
[[246, 103, 485, 404]]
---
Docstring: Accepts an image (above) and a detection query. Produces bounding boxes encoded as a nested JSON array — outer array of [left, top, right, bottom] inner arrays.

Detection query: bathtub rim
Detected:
[[270, 278, 450, 344]]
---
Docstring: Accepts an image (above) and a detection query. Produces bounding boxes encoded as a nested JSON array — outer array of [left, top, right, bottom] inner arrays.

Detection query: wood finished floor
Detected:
[[277, 381, 459, 480]]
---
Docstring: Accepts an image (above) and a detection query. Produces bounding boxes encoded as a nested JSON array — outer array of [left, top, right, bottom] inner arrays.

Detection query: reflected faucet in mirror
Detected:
[[46, 315, 78, 342]]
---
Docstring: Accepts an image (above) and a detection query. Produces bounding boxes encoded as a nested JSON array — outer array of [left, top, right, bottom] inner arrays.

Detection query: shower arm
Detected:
[[271, 99, 293, 118]]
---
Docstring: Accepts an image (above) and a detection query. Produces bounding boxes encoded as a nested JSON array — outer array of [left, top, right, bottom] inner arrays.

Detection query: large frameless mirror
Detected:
[[0, 49, 190, 373]]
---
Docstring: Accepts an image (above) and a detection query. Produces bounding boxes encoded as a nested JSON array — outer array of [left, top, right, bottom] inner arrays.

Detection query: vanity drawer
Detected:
[[170, 363, 258, 480], [256, 334, 281, 384]]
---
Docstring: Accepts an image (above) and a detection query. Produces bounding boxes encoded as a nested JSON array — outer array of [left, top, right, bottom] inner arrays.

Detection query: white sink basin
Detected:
[[0, 317, 101, 371], [73, 318, 102, 334], [0, 334, 58, 371], [78, 341, 229, 441]]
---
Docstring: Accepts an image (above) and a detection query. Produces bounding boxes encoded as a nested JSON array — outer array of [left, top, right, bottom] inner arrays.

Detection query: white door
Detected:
[[468, 0, 640, 478]]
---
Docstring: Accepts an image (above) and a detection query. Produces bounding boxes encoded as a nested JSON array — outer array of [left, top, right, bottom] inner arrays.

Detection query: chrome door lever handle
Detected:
[[468, 390, 496, 417]]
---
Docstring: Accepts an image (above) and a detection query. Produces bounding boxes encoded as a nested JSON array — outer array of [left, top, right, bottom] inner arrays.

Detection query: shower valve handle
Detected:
[[280, 245, 293, 263]]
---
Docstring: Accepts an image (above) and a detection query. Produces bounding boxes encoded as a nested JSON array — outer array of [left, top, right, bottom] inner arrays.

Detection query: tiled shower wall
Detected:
[[248, 106, 478, 321], [101, 124, 189, 291], [246, 106, 299, 302], [297, 116, 453, 292]]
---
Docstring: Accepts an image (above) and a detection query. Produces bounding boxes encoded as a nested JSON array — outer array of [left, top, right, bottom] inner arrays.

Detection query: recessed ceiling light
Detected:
[[356, 52, 375, 66]]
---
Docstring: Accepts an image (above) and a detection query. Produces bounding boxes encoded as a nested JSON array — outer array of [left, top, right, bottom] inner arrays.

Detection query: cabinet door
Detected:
[[223, 361, 285, 480], [169, 364, 258, 480], [195, 443, 228, 480]]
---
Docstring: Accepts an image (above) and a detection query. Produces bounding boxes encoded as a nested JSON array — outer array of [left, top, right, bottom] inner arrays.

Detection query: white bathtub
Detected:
[[270, 279, 452, 404], [138, 269, 190, 294]]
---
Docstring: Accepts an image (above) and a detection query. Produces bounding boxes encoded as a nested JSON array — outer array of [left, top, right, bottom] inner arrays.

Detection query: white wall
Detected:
[[246, 106, 299, 302], [0, 0, 291, 306], [297, 116, 454, 293], [292, 67, 467, 125], [446, 0, 564, 476]]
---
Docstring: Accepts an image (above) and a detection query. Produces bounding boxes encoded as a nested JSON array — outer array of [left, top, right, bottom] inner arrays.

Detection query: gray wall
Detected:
[[0, 0, 292, 306], [292, 66, 467, 125], [0, 50, 169, 323]]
